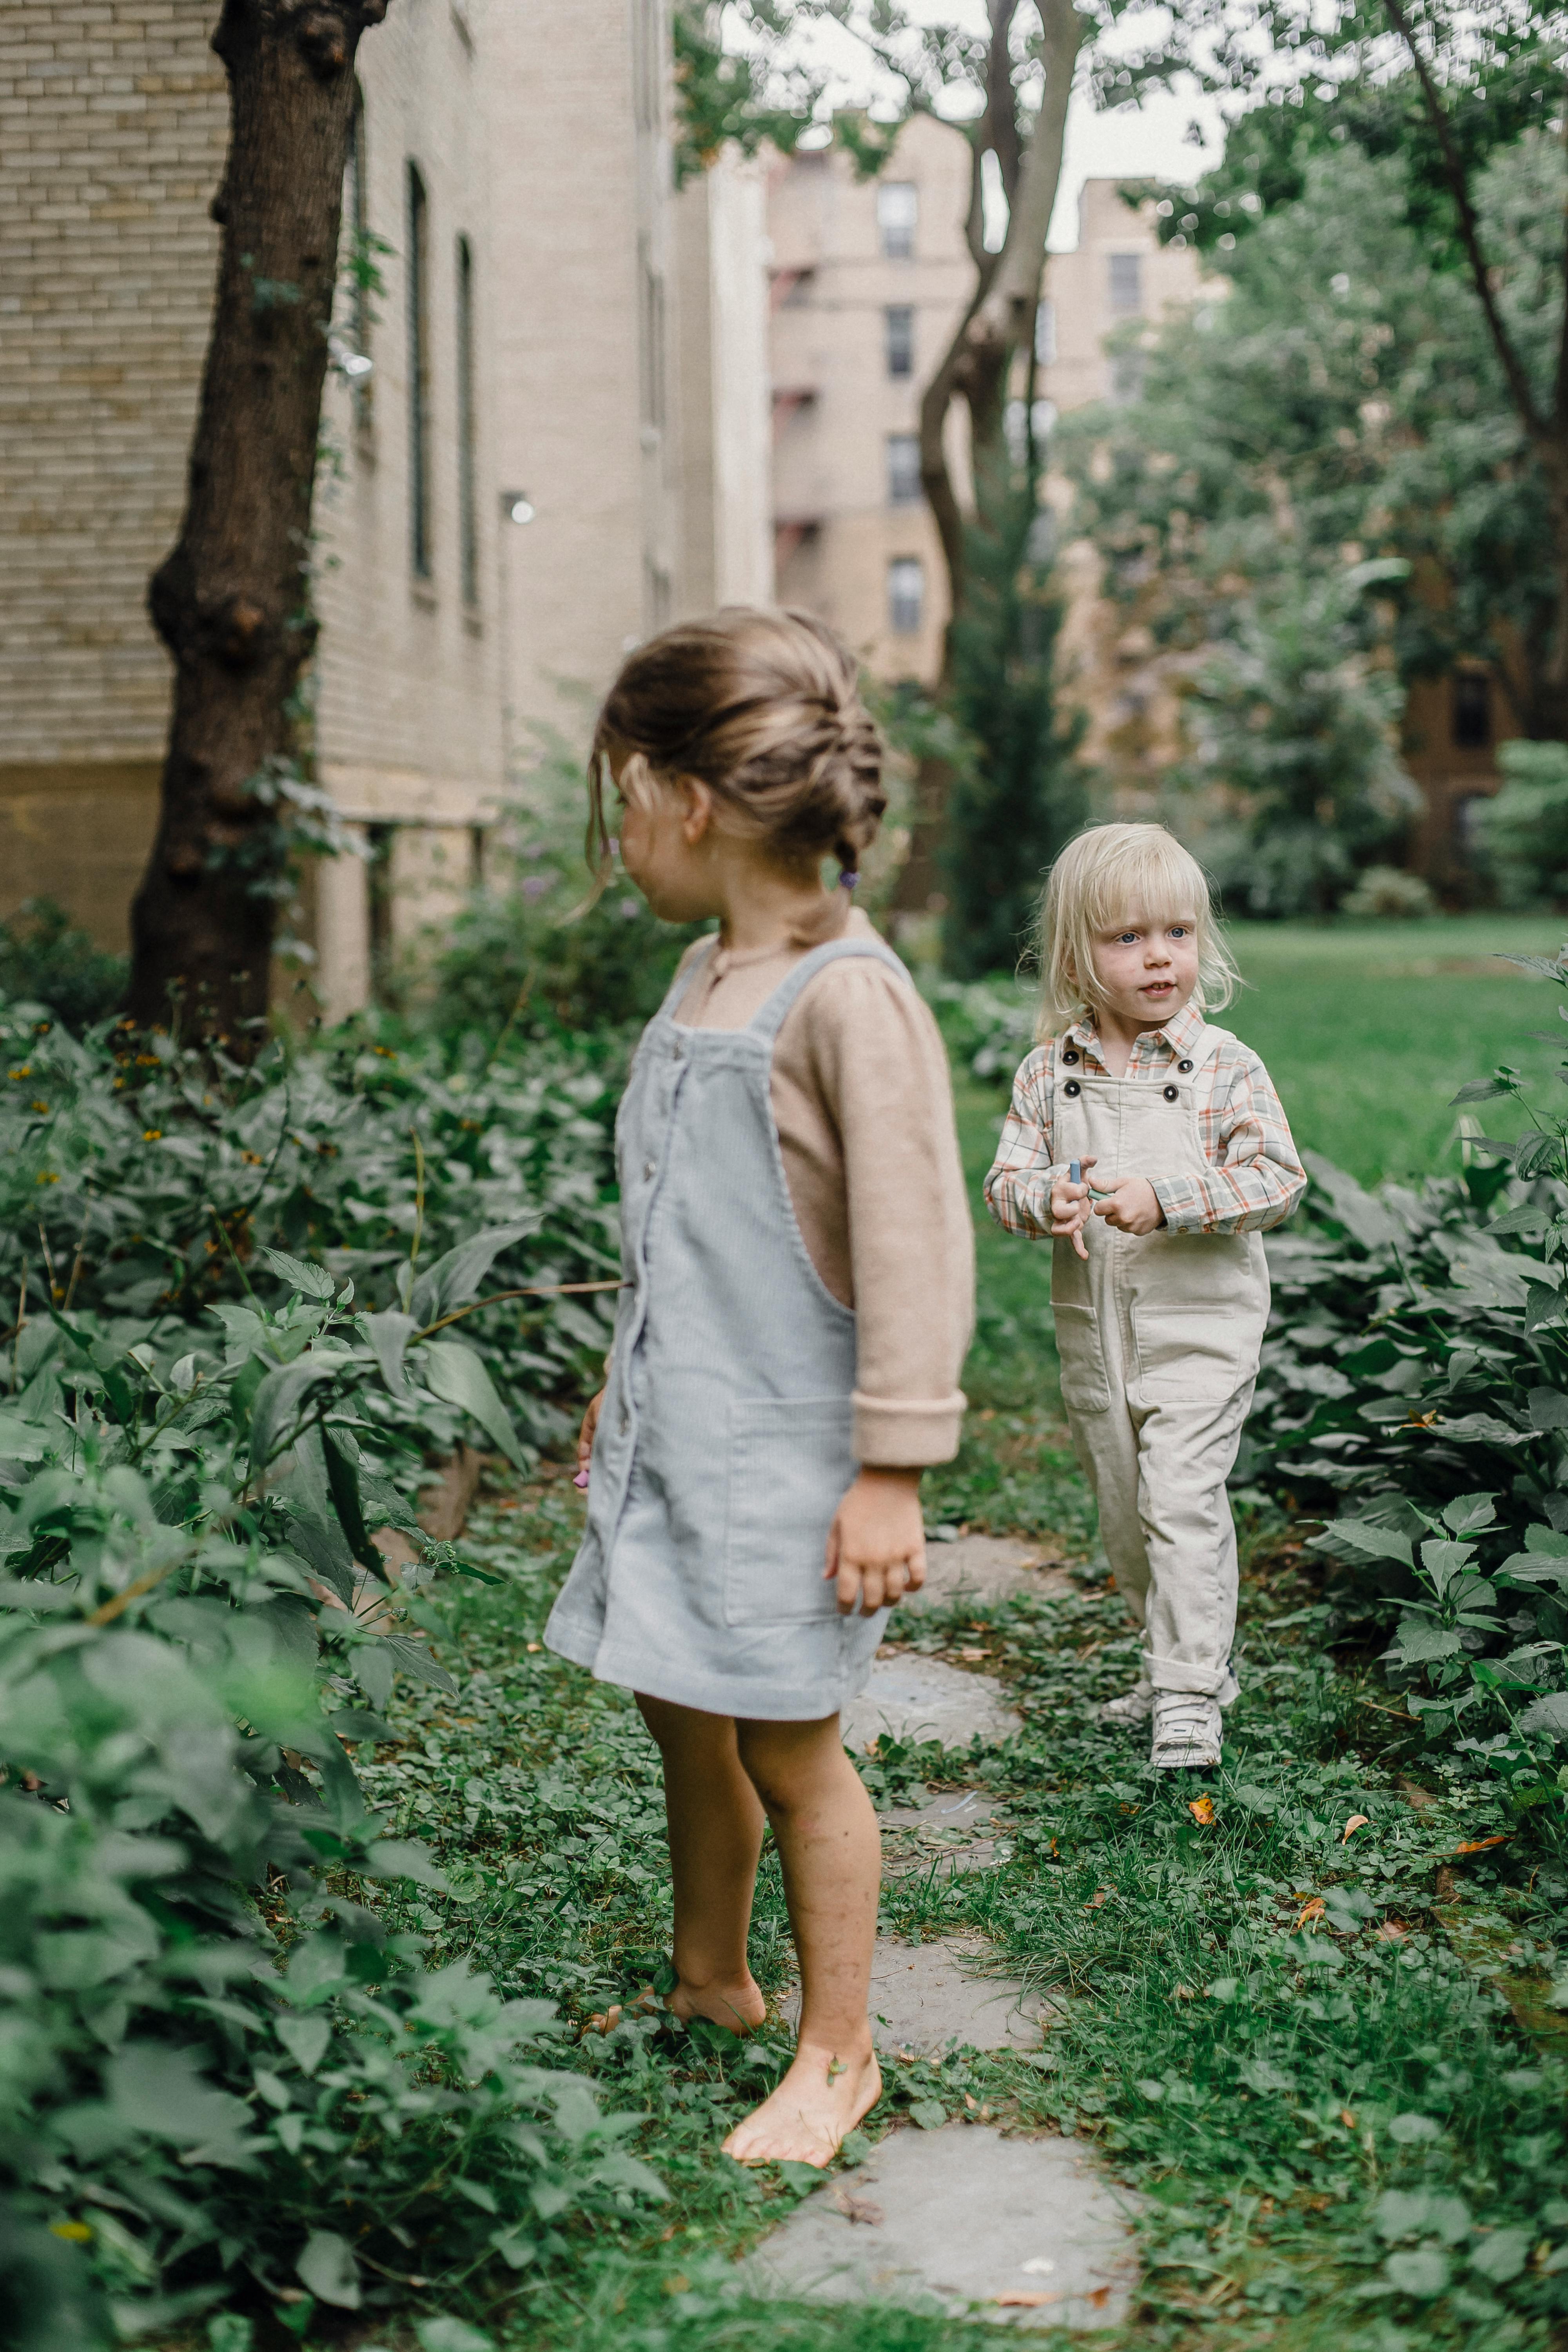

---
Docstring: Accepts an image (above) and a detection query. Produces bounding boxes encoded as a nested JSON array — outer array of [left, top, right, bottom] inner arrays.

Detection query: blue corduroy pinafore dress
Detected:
[[545, 934, 911, 1720]]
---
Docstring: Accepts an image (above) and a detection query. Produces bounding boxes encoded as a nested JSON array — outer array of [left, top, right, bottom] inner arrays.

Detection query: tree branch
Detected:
[[1379, 0, 1547, 444]]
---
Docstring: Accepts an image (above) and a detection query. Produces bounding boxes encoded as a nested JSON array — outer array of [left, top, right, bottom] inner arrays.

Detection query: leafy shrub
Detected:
[[1472, 740, 1568, 909], [923, 975, 1036, 1081], [0, 901, 126, 1033], [1340, 864, 1438, 920], [1240, 950, 1568, 1797], [0, 1017, 661, 2338]]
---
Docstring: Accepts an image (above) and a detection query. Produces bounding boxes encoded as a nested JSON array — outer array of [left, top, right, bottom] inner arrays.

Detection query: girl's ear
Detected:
[[678, 777, 715, 846]]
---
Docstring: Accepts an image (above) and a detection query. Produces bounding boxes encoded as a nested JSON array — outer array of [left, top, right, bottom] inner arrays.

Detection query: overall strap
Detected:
[[651, 935, 720, 1024], [746, 934, 912, 1047]]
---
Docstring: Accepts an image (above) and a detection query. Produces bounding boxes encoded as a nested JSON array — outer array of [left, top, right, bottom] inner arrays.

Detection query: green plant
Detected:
[[1473, 740, 1568, 909], [0, 902, 127, 1034], [1341, 864, 1438, 920]]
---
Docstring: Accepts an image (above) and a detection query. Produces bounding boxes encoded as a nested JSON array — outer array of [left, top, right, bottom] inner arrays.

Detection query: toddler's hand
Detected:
[[575, 1388, 604, 1488], [1093, 1176, 1165, 1237], [1049, 1156, 1096, 1261], [824, 1467, 926, 1616]]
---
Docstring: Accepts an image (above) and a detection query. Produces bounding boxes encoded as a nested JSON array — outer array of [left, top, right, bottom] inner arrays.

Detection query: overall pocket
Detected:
[[724, 1397, 857, 1626], [1132, 1301, 1258, 1403], [1053, 1301, 1112, 1415]]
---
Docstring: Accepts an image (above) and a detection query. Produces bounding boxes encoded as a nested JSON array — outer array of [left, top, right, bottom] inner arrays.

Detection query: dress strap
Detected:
[[746, 934, 912, 1047], [652, 935, 720, 1024]]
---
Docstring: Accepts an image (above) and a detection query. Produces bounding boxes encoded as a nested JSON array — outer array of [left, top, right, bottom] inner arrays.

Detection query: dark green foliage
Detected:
[[941, 477, 1087, 979], [0, 902, 126, 1034], [426, 880, 699, 1054], [1474, 741, 1568, 908]]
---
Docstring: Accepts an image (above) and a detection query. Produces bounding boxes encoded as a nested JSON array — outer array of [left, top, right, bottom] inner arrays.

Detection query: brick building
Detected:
[[0, 0, 771, 1016]]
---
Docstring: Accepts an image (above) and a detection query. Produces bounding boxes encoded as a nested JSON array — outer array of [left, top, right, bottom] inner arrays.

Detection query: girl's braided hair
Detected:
[[586, 606, 886, 882]]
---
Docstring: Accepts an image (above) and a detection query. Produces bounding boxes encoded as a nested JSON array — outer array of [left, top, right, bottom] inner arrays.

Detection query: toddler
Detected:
[[985, 823, 1305, 1769]]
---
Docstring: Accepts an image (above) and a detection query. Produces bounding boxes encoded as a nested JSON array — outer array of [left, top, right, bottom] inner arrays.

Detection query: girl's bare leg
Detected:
[[636, 1693, 768, 2033], [722, 1713, 881, 2167]]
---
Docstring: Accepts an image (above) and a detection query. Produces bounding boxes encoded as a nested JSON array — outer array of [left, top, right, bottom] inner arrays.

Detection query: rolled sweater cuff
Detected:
[[853, 1388, 967, 1468]]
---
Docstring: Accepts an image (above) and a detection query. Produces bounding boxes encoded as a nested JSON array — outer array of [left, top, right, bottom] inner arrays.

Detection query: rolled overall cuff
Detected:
[[853, 1388, 967, 1467]]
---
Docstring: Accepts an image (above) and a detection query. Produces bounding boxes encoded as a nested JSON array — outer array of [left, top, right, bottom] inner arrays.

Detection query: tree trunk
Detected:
[[128, 0, 390, 1042]]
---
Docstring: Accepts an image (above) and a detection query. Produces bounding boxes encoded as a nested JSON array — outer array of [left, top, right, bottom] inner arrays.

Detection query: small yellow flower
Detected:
[[142, 1129, 162, 1142], [35, 1171, 58, 1185], [50, 2221, 92, 2243], [8, 1066, 30, 1080], [29, 1101, 48, 1114]]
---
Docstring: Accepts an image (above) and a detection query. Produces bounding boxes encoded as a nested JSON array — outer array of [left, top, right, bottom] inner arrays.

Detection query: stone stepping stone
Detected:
[[879, 1786, 1004, 1878], [842, 1653, 1021, 1751], [748, 2121, 1138, 2328], [906, 1532, 1073, 1612], [783, 1935, 1047, 2056]]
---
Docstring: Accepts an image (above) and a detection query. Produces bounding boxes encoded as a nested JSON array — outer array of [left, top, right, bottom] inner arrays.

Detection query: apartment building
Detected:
[[766, 136, 1203, 690], [0, 0, 770, 1017]]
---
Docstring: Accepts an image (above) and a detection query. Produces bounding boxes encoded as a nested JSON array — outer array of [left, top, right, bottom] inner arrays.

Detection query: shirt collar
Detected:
[[1063, 998, 1205, 1065]]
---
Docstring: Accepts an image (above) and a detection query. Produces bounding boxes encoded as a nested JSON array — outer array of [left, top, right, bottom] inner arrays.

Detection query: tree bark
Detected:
[[128, 0, 390, 1042]]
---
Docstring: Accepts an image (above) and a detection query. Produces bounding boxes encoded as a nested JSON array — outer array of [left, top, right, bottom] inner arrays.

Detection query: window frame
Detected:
[[406, 162, 433, 580]]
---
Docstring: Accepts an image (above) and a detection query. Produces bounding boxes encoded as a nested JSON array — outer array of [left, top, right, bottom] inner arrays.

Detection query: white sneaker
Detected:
[[1151, 1693, 1222, 1771], [1100, 1677, 1155, 1726]]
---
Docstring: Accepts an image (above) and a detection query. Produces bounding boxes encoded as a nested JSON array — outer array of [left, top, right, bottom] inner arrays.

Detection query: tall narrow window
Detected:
[[407, 163, 432, 578], [367, 823, 396, 1000], [884, 304, 913, 378], [886, 433, 921, 505], [877, 181, 918, 259], [1108, 252, 1143, 316], [1034, 295, 1057, 367], [1453, 671, 1492, 749], [456, 234, 478, 607], [888, 557, 924, 635]]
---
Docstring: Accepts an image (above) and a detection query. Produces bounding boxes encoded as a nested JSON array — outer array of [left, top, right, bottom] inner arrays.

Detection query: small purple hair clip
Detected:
[[839, 868, 860, 890]]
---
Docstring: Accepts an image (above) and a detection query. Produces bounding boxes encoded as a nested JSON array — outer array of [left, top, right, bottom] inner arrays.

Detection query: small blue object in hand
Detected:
[[1069, 1160, 1081, 1186]]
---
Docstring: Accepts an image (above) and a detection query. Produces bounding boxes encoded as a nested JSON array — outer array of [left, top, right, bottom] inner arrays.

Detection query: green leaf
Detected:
[[417, 1340, 523, 1466], [1470, 2227, 1532, 2284], [416, 2322, 492, 2352], [1519, 1692, 1568, 1737], [1527, 1524, 1568, 1556], [363, 1837, 450, 1890], [1389, 1622, 1464, 1666], [1312, 1517, 1412, 1569], [1528, 1387, 1568, 1431], [1384, 2248, 1450, 2298], [105, 2043, 254, 2157], [408, 1220, 537, 1329], [908, 2098, 948, 2129], [250, 1358, 338, 1474], [296, 2229, 361, 2310], [1440, 1492, 1498, 1536], [274, 2014, 332, 2076], [255, 1247, 336, 1301], [359, 1309, 417, 1396], [380, 1632, 458, 1695], [321, 1425, 381, 1572], [1450, 1078, 1515, 1103]]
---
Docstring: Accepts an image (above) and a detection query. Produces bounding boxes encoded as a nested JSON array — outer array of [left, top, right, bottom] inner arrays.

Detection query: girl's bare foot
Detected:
[[668, 1974, 767, 2034], [722, 2040, 881, 2167]]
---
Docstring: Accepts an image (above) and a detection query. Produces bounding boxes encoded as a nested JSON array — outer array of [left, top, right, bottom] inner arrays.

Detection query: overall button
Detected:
[[1177, 1057, 1194, 1074], [1063, 1078, 1081, 1097], [1163, 1084, 1180, 1102], [643, 1158, 657, 1180], [1062, 1048, 1080, 1065]]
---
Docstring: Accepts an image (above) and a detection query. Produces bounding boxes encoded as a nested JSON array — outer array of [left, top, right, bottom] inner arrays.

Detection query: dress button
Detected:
[[1163, 1084, 1180, 1102], [1177, 1058, 1194, 1074], [1063, 1079, 1081, 1098], [643, 1158, 656, 1180]]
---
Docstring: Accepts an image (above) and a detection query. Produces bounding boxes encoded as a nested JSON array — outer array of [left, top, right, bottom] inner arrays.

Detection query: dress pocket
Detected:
[[1132, 1301, 1256, 1403], [1053, 1301, 1111, 1415], [724, 1396, 856, 1626]]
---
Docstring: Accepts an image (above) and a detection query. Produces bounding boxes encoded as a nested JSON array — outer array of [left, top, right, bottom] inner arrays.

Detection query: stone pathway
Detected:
[[907, 1531, 1074, 1612], [750, 2124, 1138, 2329], [757, 1566, 1142, 2326]]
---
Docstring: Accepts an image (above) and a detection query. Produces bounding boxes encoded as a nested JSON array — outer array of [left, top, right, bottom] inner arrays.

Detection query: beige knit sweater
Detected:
[[667, 899, 973, 1467]]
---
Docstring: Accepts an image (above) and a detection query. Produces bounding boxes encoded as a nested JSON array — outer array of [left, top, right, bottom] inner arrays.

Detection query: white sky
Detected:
[[759, 2, 1227, 247]]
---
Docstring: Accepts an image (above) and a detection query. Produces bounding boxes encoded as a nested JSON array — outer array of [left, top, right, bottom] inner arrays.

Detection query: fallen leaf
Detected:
[[664, 2275, 690, 2296], [1454, 1835, 1509, 1855], [995, 2291, 1053, 2308], [1339, 2108, 1357, 2129], [1372, 1919, 1410, 1943], [526, 1642, 542, 1653], [957, 1647, 991, 1662], [1089, 2286, 1112, 2309], [1171, 1984, 1197, 2000], [1342, 1814, 1370, 1842], [1083, 1887, 1111, 1913], [832, 2188, 884, 2227], [1188, 1795, 1216, 1825], [963, 2092, 980, 2111], [1295, 1898, 1326, 1931]]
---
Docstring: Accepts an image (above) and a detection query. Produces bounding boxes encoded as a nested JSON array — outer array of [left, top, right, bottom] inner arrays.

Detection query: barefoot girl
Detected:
[[546, 609, 973, 2165], [985, 824, 1305, 1771]]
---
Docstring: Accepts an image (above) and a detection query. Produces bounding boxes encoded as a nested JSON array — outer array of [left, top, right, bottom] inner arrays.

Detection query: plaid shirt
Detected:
[[984, 1000, 1307, 1239]]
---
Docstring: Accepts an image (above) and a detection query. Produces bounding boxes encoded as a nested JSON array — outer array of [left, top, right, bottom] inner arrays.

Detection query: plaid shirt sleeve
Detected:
[[984, 1047, 1073, 1238], [1152, 1045, 1307, 1236]]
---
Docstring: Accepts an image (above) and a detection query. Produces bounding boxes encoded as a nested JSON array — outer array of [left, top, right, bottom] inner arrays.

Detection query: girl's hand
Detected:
[[824, 1467, 926, 1616], [1050, 1156, 1096, 1261], [1093, 1176, 1165, 1236], [575, 1388, 605, 1488]]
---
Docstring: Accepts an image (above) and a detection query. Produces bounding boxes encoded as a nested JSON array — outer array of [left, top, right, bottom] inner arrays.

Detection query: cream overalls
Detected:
[[1049, 1023, 1269, 1701]]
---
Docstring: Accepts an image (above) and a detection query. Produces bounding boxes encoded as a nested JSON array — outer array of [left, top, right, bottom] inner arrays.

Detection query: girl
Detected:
[[985, 824, 1305, 1772], [546, 609, 973, 2167]]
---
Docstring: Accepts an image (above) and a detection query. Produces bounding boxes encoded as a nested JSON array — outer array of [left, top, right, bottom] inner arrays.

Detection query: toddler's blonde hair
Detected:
[[1035, 822, 1239, 1039]]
